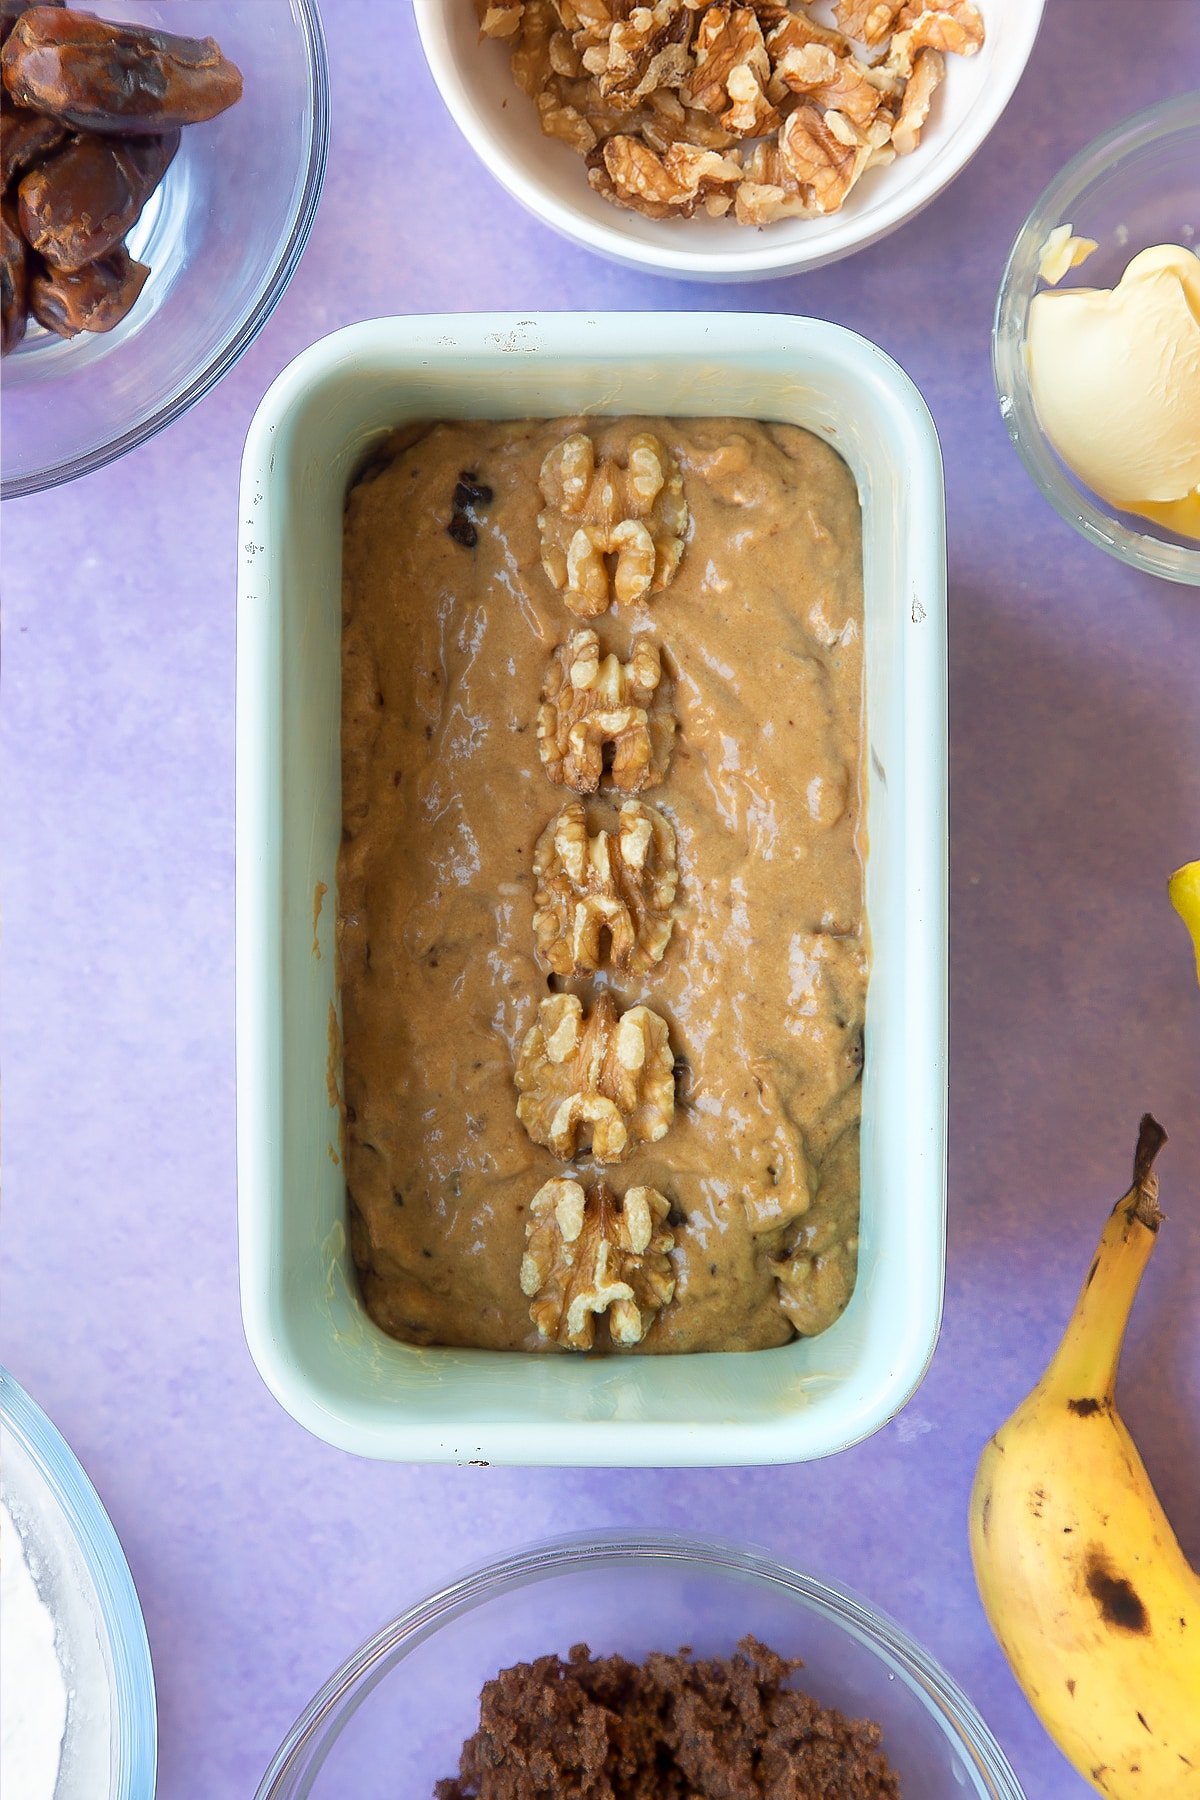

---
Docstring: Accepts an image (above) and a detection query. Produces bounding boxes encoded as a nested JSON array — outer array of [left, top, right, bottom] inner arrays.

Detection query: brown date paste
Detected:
[[339, 417, 866, 1353], [434, 1637, 900, 1799]]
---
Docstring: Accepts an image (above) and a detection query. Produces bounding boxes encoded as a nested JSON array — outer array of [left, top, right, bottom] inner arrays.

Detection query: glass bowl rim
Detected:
[[992, 88, 1200, 586], [1, 0, 330, 503], [255, 1529, 1024, 1800], [0, 1366, 157, 1800]]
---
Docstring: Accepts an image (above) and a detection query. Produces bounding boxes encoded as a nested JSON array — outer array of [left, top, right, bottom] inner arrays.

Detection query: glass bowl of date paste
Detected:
[[0, 0, 328, 499], [254, 1534, 1024, 1800], [994, 91, 1200, 585]]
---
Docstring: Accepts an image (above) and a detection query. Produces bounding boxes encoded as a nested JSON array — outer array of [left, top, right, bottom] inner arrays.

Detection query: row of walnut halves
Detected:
[[507, 427, 693, 1353]]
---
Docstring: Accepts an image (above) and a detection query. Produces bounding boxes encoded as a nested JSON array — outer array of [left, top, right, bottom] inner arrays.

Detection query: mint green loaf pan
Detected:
[[235, 313, 947, 1466]]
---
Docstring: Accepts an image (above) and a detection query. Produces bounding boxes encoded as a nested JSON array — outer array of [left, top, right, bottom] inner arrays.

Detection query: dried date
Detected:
[[1, 190, 27, 349], [1, 7, 243, 134], [18, 127, 176, 269], [28, 237, 146, 335], [0, 0, 62, 52], [1, 98, 63, 187]]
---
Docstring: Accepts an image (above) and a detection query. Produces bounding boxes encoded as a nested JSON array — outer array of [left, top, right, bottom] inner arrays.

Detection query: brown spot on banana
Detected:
[[1068, 1396, 1104, 1416], [1084, 1547, 1150, 1635]]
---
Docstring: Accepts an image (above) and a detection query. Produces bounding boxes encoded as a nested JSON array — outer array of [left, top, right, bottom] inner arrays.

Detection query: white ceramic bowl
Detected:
[[236, 311, 947, 1466], [414, 0, 1045, 282]]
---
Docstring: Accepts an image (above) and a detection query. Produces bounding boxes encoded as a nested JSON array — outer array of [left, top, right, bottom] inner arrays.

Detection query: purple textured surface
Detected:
[[3, 2, 1200, 1796]]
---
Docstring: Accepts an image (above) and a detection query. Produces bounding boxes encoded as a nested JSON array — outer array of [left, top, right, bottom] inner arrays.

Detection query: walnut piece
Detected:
[[521, 1177, 676, 1349], [773, 1125, 860, 1335], [533, 798, 678, 976], [890, 45, 943, 156], [778, 104, 859, 214], [538, 629, 676, 795], [765, 11, 857, 62], [776, 1229, 858, 1335], [886, 0, 984, 76], [770, 41, 888, 129], [538, 430, 688, 613], [833, 0, 904, 45], [479, 1, 525, 37], [515, 991, 675, 1163], [481, 0, 985, 227], [734, 137, 813, 222], [591, 134, 744, 219], [686, 6, 779, 138], [581, 1, 694, 108]]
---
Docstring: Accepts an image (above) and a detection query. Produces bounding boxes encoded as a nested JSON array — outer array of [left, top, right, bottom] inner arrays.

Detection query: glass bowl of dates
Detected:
[[0, 0, 328, 498], [255, 1534, 1024, 1800]]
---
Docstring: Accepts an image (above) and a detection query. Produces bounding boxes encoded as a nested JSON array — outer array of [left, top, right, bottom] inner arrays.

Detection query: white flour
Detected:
[[1, 1498, 68, 1800]]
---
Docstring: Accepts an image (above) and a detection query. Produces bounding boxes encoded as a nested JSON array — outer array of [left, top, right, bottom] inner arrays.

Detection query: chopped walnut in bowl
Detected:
[[521, 1176, 676, 1349], [476, 0, 984, 226], [515, 991, 675, 1163], [538, 628, 676, 795], [533, 798, 679, 977]]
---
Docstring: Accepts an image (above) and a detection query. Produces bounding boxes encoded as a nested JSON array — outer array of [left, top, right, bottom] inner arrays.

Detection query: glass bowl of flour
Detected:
[[0, 1369, 155, 1800]]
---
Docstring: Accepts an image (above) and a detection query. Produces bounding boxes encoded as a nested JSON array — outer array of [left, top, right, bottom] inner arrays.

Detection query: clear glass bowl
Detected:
[[1, 0, 329, 499], [993, 91, 1200, 585], [255, 1533, 1023, 1799], [0, 1368, 156, 1800]]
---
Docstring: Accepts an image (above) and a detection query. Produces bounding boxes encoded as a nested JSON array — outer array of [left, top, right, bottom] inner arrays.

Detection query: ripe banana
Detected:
[[970, 1117, 1200, 1798], [1170, 860, 1200, 984]]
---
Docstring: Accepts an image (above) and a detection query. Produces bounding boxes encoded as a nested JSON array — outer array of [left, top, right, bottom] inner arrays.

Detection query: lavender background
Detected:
[[4, 2, 1200, 1795]]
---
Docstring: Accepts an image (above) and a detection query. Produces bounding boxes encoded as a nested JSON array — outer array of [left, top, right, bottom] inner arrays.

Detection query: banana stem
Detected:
[[1044, 1116, 1167, 1404]]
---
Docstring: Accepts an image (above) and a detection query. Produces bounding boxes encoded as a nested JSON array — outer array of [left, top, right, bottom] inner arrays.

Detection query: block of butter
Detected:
[[1026, 240, 1200, 541]]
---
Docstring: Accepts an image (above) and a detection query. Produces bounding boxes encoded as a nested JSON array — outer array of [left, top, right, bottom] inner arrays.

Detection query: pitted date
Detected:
[[0, 0, 62, 51], [1, 99, 64, 187], [0, 7, 243, 133], [29, 238, 146, 335], [0, 7, 240, 353], [19, 127, 177, 269], [1, 191, 27, 349]]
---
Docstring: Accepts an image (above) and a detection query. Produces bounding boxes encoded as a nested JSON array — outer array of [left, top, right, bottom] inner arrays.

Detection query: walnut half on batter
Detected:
[[533, 797, 678, 977], [538, 430, 688, 615], [515, 991, 675, 1163], [521, 1176, 676, 1350], [538, 628, 675, 795]]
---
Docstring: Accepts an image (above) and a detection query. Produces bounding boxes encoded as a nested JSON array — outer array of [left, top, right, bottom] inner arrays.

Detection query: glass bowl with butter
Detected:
[[994, 90, 1200, 585]]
